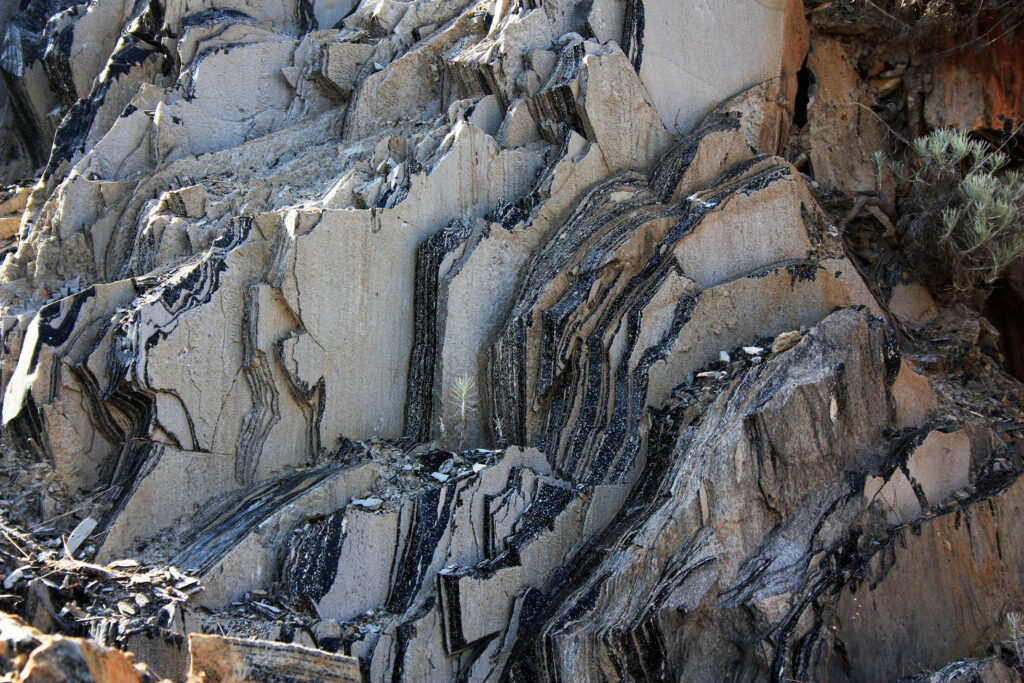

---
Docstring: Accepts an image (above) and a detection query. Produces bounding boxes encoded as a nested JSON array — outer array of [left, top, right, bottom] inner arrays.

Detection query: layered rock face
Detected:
[[0, 0, 1022, 681]]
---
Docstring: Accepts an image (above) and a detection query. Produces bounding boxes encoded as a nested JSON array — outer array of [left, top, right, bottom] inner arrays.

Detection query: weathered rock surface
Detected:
[[187, 633, 361, 682], [924, 21, 1024, 137], [0, 0, 1021, 681], [805, 37, 891, 193], [624, 0, 807, 138], [0, 613, 156, 682]]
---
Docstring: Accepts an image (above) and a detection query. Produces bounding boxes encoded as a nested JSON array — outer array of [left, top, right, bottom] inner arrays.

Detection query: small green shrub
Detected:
[[882, 128, 1024, 303], [447, 374, 477, 449], [1006, 611, 1024, 670]]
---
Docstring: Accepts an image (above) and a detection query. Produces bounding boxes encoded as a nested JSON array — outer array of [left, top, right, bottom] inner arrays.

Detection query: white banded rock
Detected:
[[343, 8, 484, 140], [503, 311, 897, 680], [268, 121, 543, 444], [309, 40, 375, 101], [281, 448, 554, 623], [527, 39, 671, 171], [2, 280, 140, 492], [489, 147, 876, 484], [97, 443, 236, 561], [174, 460, 382, 607], [436, 480, 626, 651], [0, 0, 1021, 681], [275, 446, 628, 682]]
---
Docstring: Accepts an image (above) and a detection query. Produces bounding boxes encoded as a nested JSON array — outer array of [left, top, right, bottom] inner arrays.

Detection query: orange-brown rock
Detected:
[[836, 475, 1024, 679], [925, 24, 1024, 135], [0, 614, 148, 683]]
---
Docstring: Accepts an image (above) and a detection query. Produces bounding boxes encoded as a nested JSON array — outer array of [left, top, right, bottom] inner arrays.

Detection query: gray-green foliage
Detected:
[[881, 128, 1024, 300]]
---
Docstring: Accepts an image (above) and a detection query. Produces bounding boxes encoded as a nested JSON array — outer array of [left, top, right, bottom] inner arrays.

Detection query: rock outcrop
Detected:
[[0, 0, 1022, 681]]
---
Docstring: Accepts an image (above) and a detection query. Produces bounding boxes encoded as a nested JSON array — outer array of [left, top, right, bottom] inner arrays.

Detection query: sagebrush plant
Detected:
[[1006, 611, 1024, 669], [880, 127, 1024, 304], [448, 374, 477, 449]]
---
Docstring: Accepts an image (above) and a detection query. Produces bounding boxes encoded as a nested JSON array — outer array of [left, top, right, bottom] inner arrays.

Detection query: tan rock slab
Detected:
[[888, 281, 938, 326], [187, 634, 360, 683], [837, 476, 1024, 680], [891, 362, 937, 429], [0, 186, 30, 216], [0, 216, 20, 240], [806, 38, 891, 193], [905, 429, 971, 508]]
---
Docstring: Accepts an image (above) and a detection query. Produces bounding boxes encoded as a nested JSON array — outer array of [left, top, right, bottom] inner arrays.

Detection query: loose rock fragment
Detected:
[[772, 330, 803, 354], [3, 568, 24, 590], [696, 371, 728, 380], [63, 517, 98, 558]]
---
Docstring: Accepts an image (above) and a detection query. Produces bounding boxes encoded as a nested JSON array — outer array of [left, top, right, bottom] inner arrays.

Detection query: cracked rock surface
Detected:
[[0, 0, 1022, 681]]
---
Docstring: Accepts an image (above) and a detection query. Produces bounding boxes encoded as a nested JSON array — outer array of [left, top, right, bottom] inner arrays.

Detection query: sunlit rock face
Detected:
[[0, 0, 1021, 681]]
